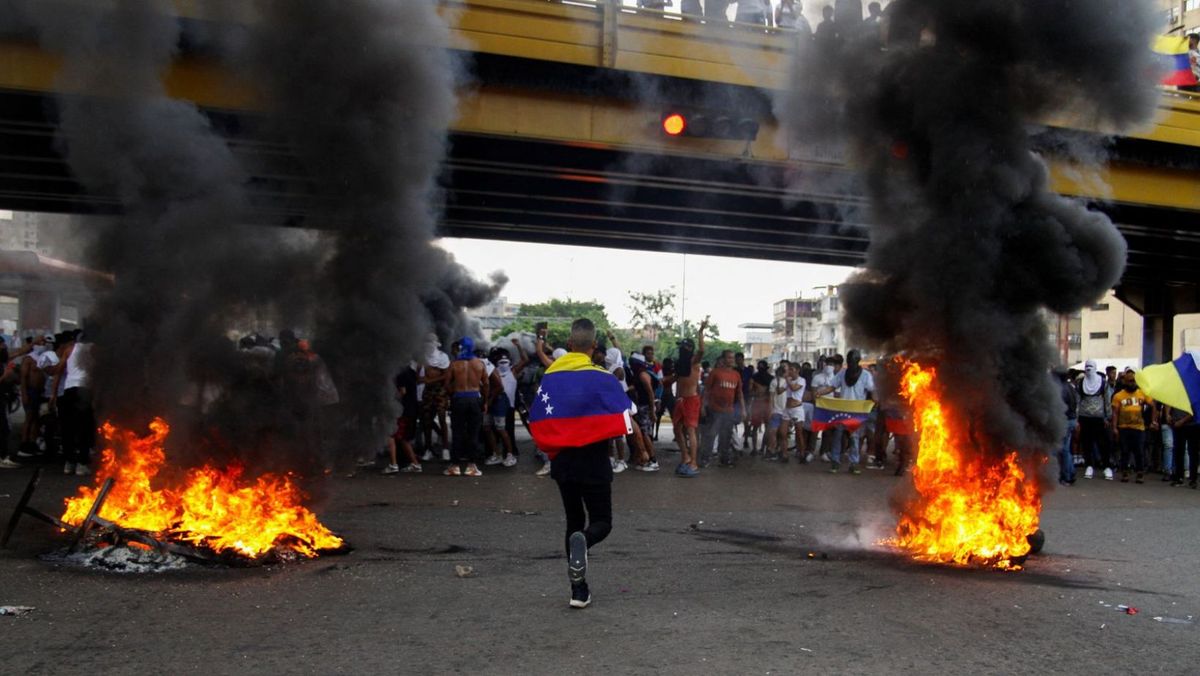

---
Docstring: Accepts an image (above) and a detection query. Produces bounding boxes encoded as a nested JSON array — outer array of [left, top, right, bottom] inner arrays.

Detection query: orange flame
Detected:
[[61, 419, 343, 559], [890, 361, 1041, 570]]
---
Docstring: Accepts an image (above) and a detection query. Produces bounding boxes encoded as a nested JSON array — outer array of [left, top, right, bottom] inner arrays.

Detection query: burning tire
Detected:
[[1026, 529, 1045, 555]]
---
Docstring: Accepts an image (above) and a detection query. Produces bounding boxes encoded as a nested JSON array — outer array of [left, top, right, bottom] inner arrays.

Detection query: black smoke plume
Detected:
[[12, 0, 503, 469], [783, 0, 1159, 452]]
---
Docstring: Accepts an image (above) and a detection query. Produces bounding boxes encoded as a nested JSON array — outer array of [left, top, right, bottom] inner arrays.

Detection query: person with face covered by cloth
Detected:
[[444, 337, 488, 477], [529, 318, 634, 609], [1077, 360, 1114, 480], [827, 349, 874, 474], [1111, 370, 1156, 484], [811, 355, 839, 461], [420, 334, 452, 462]]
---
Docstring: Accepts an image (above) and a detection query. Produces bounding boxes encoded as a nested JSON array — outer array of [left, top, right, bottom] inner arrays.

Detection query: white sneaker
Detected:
[[382, 464, 400, 475], [535, 462, 552, 477], [400, 463, 422, 473], [484, 454, 503, 466], [613, 460, 628, 473], [804, 452, 814, 464], [1084, 466, 1094, 479], [356, 457, 377, 468], [502, 454, 517, 467], [75, 464, 91, 476], [647, 461, 661, 472], [1103, 468, 1114, 481], [820, 452, 831, 463], [63, 462, 76, 475], [441, 448, 451, 462], [0, 458, 21, 469], [421, 450, 435, 462]]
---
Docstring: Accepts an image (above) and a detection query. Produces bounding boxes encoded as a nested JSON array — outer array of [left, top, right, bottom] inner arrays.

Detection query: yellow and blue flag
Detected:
[[812, 396, 875, 431], [529, 352, 633, 457], [1153, 35, 1198, 87], [1135, 351, 1200, 416]]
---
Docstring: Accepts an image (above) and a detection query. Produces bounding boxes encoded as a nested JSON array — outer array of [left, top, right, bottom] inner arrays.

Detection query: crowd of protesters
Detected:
[[0, 328, 95, 475], [1, 318, 1193, 493], [1056, 360, 1198, 488]]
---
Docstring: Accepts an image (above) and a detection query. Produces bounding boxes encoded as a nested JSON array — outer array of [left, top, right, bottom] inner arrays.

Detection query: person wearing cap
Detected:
[[420, 333, 452, 462], [671, 319, 707, 476], [445, 336, 488, 477]]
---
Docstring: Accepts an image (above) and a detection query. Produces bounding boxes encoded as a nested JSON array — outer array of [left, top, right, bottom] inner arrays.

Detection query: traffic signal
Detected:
[[659, 108, 759, 141]]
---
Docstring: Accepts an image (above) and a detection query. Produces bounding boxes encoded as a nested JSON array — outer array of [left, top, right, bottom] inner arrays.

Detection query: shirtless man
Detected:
[[19, 336, 50, 458], [421, 335, 451, 460], [671, 319, 707, 476], [445, 336, 489, 477]]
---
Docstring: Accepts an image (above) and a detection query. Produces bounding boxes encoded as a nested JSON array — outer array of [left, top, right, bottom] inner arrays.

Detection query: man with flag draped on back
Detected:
[[529, 318, 635, 609]]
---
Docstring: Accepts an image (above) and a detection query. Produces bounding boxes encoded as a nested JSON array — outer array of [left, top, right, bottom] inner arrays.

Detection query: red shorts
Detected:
[[674, 395, 701, 428], [750, 397, 771, 427], [392, 415, 415, 442]]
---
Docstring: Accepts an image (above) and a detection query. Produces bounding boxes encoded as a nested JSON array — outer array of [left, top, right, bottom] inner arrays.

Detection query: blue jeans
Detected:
[[829, 426, 863, 467], [1161, 426, 1174, 475], [1059, 419, 1077, 483], [701, 409, 738, 465]]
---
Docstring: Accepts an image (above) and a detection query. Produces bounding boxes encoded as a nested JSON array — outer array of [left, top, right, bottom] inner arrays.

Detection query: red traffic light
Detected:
[[662, 113, 687, 136]]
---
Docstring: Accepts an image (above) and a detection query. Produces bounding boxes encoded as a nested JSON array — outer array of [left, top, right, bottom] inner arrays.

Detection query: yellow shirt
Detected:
[[1111, 388, 1153, 430]]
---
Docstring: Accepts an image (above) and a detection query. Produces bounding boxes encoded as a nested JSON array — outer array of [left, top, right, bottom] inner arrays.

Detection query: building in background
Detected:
[[0, 211, 100, 335], [739, 322, 775, 361], [1161, 0, 1200, 33], [771, 286, 846, 364]]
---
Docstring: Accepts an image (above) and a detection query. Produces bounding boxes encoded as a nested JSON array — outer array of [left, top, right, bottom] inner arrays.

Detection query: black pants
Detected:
[[1118, 428, 1145, 473], [505, 407, 518, 456], [58, 387, 95, 465], [1173, 425, 1200, 484], [450, 396, 483, 464], [1079, 417, 1111, 469], [0, 405, 10, 460], [556, 480, 612, 555]]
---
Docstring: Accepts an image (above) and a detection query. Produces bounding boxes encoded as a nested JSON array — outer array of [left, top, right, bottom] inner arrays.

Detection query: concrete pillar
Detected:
[[1140, 284, 1174, 366]]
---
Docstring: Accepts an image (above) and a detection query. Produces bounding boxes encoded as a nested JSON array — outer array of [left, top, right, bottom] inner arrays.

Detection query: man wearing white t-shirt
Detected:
[[828, 350, 874, 474]]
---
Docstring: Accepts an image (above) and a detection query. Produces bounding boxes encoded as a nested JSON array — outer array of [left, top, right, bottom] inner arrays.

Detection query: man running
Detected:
[[445, 337, 488, 477], [529, 318, 633, 609]]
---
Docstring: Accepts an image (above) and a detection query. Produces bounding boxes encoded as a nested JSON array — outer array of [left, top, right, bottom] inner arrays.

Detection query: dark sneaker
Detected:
[[568, 531, 587, 584], [829, 463, 840, 474], [570, 581, 591, 609], [850, 466, 862, 475], [1170, 479, 1184, 487], [1135, 473, 1144, 484], [1120, 471, 1130, 483]]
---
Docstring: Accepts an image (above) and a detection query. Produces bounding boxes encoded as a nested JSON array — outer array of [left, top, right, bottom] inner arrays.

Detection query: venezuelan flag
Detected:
[[1135, 351, 1200, 416], [529, 352, 633, 457], [1153, 35, 1197, 87], [812, 396, 875, 432]]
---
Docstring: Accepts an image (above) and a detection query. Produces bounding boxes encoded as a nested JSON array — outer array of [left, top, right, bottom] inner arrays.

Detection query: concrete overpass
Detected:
[[1, 0, 1199, 356]]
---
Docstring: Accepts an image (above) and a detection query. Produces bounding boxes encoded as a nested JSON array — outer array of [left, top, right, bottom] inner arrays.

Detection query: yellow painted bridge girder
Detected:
[[2, 0, 1199, 213]]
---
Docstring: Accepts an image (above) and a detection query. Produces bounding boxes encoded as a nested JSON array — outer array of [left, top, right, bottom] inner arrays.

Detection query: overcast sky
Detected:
[[438, 238, 853, 340]]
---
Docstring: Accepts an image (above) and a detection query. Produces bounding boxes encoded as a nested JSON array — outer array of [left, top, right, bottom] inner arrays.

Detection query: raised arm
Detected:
[[606, 329, 620, 350], [535, 332, 553, 368], [697, 318, 708, 357], [510, 338, 530, 377]]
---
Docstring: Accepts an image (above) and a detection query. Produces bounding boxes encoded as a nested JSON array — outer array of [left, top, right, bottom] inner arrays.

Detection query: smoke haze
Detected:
[[10, 0, 503, 469], [782, 0, 1160, 452]]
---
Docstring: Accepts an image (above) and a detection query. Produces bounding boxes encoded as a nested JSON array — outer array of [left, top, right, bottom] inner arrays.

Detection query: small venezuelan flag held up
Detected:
[[812, 396, 875, 432], [529, 352, 633, 458], [1153, 35, 1198, 87], [1135, 351, 1200, 416]]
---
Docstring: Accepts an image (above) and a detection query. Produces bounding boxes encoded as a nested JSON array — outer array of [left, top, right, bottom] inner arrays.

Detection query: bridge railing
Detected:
[[444, 0, 794, 88]]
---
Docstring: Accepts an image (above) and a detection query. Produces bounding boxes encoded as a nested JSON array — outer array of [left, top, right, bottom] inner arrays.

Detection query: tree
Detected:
[[517, 299, 612, 330], [627, 287, 677, 344], [496, 298, 614, 351]]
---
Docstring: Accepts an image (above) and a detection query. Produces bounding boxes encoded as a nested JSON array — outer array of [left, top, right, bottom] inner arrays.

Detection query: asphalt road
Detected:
[[2, 431, 1198, 675]]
